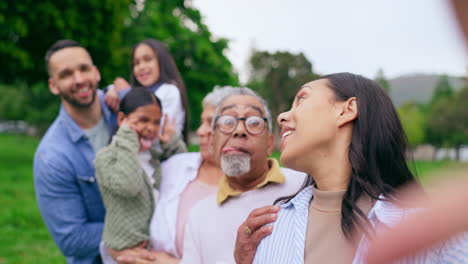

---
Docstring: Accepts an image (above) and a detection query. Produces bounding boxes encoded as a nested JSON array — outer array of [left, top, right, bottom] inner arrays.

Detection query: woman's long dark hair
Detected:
[[130, 39, 190, 143], [276, 72, 418, 239]]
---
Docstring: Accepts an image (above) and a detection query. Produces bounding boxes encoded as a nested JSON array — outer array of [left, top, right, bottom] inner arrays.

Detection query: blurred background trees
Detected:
[[0, 0, 467, 158], [247, 50, 320, 132], [0, 0, 238, 131]]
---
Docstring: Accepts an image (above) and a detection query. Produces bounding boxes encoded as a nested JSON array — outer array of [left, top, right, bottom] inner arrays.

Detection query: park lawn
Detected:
[[0, 134, 63, 264], [0, 133, 459, 263]]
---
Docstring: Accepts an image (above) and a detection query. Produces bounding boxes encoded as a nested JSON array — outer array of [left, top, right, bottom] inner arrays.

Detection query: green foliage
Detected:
[[425, 84, 468, 159], [374, 68, 390, 94], [397, 102, 426, 146], [0, 0, 132, 85], [430, 74, 454, 104], [0, 1, 239, 131], [247, 50, 319, 130]]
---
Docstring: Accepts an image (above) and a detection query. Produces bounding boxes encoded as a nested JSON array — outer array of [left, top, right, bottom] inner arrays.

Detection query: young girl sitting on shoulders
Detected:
[[105, 39, 189, 143]]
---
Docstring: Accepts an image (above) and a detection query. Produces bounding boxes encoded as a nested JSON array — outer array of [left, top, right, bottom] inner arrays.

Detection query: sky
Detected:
[[193, 0, 467, 84]]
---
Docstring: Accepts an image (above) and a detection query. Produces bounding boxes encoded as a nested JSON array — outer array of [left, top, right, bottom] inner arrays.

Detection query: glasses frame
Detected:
[[214, 115, 268, 135]]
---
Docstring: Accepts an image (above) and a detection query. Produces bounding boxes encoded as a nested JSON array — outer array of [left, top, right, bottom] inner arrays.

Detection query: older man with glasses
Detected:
[[180, 87, 305, 264]]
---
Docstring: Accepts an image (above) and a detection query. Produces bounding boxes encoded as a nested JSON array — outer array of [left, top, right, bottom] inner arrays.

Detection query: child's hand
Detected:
[[113, 77, 130, 91], [120, 118, 140, 134], [159, 114, 177, 144], [105, 88, 120, 113]]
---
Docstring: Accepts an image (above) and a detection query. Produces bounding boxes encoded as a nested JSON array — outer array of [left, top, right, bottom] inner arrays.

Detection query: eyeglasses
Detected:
[[214, 115, 268, 135]]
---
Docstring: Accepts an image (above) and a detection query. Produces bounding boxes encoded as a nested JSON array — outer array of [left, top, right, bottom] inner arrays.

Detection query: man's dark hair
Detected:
[[45, 40, 84, 75]]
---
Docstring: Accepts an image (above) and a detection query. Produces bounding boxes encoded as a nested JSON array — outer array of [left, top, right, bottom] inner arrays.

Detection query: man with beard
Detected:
[[180, 88, 305, 264], [34, 40, 117, 264]]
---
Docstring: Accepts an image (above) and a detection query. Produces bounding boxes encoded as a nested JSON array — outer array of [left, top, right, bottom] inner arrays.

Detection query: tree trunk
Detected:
[[455, 144, 461, 161]]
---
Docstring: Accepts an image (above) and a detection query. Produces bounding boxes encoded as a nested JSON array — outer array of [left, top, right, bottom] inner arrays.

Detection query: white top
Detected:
[[138, 150, 158, 202], [180, 168, 306, 264], [150, 152, 202, 256], [155, 83, 185, 135]]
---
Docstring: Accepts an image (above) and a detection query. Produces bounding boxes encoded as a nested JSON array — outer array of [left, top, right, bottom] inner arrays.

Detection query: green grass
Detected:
[[0, 133, 461, 263], [0, 134, 63, 263]]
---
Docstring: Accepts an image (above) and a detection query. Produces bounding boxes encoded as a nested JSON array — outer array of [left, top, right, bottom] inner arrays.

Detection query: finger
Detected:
[[248, 205, 280, 218], [246, 213, 278, 233], [116, 255, 155, 264], [249, 224, 274, 246], [137, 241, 148, 248], [120, 248, 157, 261], [116, 255, 136, 264], [163, 114, 169, 128]]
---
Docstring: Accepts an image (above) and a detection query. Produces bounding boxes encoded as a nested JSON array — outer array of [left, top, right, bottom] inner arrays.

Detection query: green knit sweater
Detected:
[[95, 125, 186, 250]]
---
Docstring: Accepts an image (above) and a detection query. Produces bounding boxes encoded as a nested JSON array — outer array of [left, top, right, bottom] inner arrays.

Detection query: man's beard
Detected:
[[60, 88, 97, 109], [220, 153, 251, 178]]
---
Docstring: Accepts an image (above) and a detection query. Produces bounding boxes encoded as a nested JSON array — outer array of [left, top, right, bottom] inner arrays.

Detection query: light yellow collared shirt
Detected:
[[217, 158, 285, 204]]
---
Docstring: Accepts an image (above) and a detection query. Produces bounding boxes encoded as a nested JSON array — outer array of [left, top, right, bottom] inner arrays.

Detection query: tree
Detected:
[[0, 0, 132, 85], [0, 0, 132, 131], [430, 74, 454, 104], [374, 68, 391, 94], [0, 1, 239, 132], [247, 50, 319, 129], [397, 102, 426, 147], [426, 86, 468, 160]]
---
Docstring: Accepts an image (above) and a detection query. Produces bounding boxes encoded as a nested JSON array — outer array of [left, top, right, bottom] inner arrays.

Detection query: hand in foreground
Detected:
[[366, 177, 468, 263], [234, 205, 280, 264], [158, 114, 177, 144]]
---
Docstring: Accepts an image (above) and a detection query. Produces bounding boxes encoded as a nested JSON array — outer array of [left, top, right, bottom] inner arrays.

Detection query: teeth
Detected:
[[282, 130, 294, 139]]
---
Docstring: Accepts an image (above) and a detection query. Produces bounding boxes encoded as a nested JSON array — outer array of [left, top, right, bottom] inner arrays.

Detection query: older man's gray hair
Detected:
[[211, 87, 273, 133], [202, 86, 241, 107]]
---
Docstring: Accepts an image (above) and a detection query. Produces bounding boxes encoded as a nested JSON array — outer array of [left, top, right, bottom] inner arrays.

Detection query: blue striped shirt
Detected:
[[253, 186, 468, 264]]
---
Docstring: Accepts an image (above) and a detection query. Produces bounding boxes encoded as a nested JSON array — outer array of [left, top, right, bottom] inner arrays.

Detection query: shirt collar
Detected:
[[59, 105, 86, 143], [368, 195, 421, 227], [282, 185, 313, 212], [59, 90, 116, 143], [217, 158, 285, 204]]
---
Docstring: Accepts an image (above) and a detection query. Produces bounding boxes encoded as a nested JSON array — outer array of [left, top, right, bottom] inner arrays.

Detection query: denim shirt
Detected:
[[34, 91, 117, 264]]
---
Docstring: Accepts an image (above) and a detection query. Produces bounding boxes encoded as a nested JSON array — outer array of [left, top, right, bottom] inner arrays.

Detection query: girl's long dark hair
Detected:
[[130, 39, 190, 143], [276, 72, 418, 239]]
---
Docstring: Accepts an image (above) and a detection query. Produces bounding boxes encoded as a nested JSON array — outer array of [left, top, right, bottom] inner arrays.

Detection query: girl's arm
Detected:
[[95, 125, 144, 197], [158, 114, 187, 160]]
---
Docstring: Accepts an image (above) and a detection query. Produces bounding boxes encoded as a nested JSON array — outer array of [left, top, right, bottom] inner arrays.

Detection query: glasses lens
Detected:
[[246, 116, 265, 134], [217, 115, 237, 133]]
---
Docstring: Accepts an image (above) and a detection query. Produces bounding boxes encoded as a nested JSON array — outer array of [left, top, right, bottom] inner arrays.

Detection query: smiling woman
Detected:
[[234, 72, 468, 264]]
